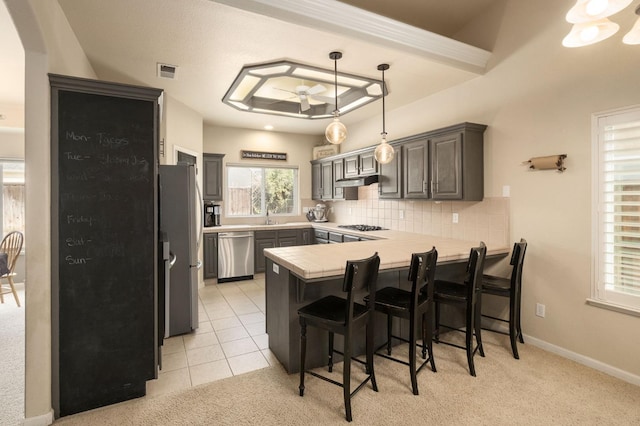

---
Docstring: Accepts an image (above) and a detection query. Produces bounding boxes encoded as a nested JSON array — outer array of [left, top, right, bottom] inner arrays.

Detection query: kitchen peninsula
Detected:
[[262, 226, 509, 373]]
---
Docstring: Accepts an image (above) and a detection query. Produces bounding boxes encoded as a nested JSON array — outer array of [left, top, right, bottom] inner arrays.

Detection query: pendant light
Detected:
[[565, 0, 633, 23], [374, 63, 394, 165], [562, 18, 620, 47], [623, 5, 640, 44], [325, 51, 347, 145]]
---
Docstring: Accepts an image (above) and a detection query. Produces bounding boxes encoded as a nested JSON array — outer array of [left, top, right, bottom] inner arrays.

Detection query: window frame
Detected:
[[225, 163, 299, 218], [590, 104, 640, 316]]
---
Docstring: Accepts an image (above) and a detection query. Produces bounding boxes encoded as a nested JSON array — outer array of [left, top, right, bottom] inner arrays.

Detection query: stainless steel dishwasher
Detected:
[[217, 231, 254, 283]]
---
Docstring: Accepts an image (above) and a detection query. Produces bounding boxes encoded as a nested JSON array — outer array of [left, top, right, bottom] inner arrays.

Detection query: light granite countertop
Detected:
[[257, 223, 510, 280]]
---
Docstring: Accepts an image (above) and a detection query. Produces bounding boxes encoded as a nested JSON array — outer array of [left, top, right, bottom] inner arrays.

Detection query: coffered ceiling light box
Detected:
[[222, 60, 385, 119]]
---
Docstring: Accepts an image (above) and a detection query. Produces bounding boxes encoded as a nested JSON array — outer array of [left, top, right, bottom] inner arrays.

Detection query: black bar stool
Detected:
[[432, 242, 486, 376], [364, 247, 437, 395], [481, 238, 528, 359], [298, 252, 380, 422]]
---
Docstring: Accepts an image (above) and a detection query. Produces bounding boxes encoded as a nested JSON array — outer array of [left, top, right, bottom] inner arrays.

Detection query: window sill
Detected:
[[586, 298, 640, 318]]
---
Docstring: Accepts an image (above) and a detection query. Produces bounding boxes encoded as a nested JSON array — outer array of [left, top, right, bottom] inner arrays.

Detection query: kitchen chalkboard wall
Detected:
[[50, 74, 162, 417]]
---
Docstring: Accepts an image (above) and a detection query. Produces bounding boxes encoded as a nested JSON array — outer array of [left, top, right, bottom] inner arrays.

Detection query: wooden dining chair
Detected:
[[364, 247, 438, 395], [481, 238, 528, 359], [0, 231, 24, 307], [298, 252, 380, 422], [432, 242, 487, 376]]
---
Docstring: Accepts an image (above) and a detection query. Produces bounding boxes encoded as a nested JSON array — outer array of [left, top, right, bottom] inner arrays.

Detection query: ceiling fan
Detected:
[[274, 83, 333, 111]]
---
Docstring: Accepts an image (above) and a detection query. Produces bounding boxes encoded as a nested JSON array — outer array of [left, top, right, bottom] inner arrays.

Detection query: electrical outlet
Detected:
[[502, 185, 511, 197], [399, 210, 404, 219], [452, 213, 459, 223], [536, 303, 546, 318], [272, 263, 279, 274], [348, 208, 352, 215]]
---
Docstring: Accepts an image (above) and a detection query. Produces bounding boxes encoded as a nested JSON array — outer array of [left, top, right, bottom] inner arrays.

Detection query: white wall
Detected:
[[0, 128, 24, 158], [343, 0, 640, 378], [203, 125, 323, 225], [6, 0, 96, 421]]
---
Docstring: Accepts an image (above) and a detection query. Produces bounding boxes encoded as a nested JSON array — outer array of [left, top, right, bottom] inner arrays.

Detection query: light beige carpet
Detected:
[[0, 283, 24, 426], [54, 331, 640, 425]]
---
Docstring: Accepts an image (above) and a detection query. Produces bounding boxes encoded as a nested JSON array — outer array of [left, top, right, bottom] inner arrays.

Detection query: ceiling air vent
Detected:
[[157, 63, 178, 80]]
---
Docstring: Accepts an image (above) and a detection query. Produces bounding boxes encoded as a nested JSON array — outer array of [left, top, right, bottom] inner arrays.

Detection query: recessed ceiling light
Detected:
[[0, 114, 6, 120], [264, 125, 274, 130]]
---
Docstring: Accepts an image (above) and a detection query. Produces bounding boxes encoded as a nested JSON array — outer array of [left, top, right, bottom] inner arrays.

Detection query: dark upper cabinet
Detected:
[[320, 161, 333, 200], [403, 138, 430, 199], [359, 150, 378, 175], [203, 153, 225, 201], [429, 122, 486, 201], [333, 159, 344, 200], [311, 162, 322, 200], [344, 154, 359, 178], [203, 233, 218, 279], [344, 149, 377, 178], [379, 143, 402, 199], [311, 160, 334, 201]]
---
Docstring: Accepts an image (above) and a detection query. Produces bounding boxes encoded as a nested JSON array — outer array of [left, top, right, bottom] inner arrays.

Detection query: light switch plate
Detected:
[[503, 185, 511, 197], [273, 263, 279, 274], [452, 213, 459, 223]]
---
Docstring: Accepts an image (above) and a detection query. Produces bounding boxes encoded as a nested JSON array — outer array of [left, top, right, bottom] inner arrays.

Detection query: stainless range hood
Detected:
[[334, 174, 379, 188]]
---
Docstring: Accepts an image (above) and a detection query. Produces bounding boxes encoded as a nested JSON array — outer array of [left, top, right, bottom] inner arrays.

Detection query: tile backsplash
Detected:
[[327, 183, 510, 248]]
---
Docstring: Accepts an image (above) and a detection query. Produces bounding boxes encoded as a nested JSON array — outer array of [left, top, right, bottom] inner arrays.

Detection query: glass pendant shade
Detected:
[[562, 18, 619, 47], [623, 18, 640, 44], [374, 63, 394, 165], [324, 51, 346, 144], [325, 116, 347, 145], [374, 134, 394, 164], [623, 7, 640, 44], [566, 0, 633, 23]]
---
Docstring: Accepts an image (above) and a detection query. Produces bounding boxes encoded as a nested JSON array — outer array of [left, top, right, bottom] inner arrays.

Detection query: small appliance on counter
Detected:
[[204, 202, 221, 227], [310, 203, 328, 222]]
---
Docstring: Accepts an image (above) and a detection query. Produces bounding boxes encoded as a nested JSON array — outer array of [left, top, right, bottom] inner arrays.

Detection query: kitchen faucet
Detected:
[[265, 209, 271, 225]]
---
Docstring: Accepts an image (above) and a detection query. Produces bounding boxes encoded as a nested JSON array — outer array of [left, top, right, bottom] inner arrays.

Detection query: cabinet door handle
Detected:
[[423, 181, 428, 193]]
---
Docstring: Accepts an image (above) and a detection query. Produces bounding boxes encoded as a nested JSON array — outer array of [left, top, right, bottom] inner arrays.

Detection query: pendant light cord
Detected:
[[334, 57, 338, 114], [382, 67, 386, 135], [378, 63, 389, 138], [329, 51, 342, 115]]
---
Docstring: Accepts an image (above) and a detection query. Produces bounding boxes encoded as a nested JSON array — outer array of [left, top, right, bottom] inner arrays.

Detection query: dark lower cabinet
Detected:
[[254, 231, 277, 274], [342, 234, 360, 243], [299, 228, 314, 245], [203, 233, 218, 279], [314, 229, 329, 244], [278, 229, 299, 247], [254, 228, 313, 273]]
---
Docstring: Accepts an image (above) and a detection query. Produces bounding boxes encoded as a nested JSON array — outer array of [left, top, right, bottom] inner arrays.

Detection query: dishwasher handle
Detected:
[[218, 232, 254, 238]]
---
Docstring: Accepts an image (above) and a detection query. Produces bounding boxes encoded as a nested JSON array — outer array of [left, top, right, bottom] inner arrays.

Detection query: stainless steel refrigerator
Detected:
[[159, 164, 199, 337]]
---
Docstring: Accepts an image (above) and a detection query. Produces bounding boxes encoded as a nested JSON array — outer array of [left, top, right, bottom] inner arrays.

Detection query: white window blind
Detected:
[[593, 106, 640, 311]]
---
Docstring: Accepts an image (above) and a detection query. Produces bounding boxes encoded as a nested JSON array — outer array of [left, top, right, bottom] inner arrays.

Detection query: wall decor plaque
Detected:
[[241, 150, 287, 161], [313, 144, 339, 160]]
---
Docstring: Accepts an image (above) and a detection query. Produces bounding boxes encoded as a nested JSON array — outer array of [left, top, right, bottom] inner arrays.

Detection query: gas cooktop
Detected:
[[338, 224, 387, 232]]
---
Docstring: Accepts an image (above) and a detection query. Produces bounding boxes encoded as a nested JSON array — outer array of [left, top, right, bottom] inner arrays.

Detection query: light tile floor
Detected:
[[147, 273, 278, 397]]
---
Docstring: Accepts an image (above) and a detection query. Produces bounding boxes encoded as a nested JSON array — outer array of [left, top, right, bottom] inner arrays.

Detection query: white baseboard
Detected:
[[22, 410, 54, 426], [524, 334, 640, 387]]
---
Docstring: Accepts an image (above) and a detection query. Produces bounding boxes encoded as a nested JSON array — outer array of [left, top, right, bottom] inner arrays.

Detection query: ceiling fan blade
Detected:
[[273, 87, 297, 95], [311, 95, 334, 104], [306, 84, 326, 95], [300, 97, 310, 111]]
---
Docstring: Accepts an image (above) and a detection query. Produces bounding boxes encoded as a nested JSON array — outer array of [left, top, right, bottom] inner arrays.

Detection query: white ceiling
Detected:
[[1, 0, 500, 135]]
